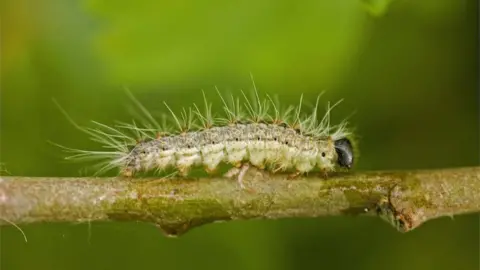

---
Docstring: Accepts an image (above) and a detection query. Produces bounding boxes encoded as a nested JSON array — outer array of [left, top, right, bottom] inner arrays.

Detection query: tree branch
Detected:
[[0, 166, 479, 236]]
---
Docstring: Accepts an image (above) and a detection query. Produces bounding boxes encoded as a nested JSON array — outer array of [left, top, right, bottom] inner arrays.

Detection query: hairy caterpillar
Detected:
[[55, 84, 356, 187]]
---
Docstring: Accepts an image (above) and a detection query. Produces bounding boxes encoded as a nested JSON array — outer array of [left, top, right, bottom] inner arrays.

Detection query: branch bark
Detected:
[[0, 166, 479, 236]]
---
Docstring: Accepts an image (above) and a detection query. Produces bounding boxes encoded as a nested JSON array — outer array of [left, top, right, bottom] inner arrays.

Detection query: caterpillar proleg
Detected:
[[54, 85, 356, 186]]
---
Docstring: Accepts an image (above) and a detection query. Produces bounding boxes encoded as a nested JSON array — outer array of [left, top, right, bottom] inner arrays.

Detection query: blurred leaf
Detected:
[[84, 0, 368, 87], [361, 0, 394, 17]]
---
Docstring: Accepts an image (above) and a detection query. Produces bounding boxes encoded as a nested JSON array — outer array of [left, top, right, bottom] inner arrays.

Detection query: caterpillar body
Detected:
[[56, 86, 356, 186]]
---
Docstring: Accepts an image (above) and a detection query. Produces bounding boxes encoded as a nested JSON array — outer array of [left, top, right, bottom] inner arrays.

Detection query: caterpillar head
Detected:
[[334, 138, 354, 169]]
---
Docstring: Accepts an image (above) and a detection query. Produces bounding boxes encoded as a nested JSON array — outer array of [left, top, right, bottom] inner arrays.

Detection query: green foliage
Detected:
[[361, 0, 395, 17], [1, 0, 478, 269], [83, 0, 367, 87]]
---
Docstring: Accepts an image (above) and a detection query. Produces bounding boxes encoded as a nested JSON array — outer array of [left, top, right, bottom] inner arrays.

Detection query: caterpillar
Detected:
[[54, 85, 356, 187]]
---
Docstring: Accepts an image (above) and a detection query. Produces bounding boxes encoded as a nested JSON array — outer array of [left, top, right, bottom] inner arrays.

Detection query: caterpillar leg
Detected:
[[224, 164, 242, 178], [270, 163, 284, 174], [287, 170, 302, 180], [237, 163, 250, 189], [121, 167, 134, 178], [320, 169, 329, 179], [224, 163, 250, 189], [178, 167, 190, 177], [204, 166, 217, 175]]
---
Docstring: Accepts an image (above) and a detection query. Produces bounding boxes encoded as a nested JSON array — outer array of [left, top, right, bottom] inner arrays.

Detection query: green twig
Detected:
[[0, 166, 479, 237]]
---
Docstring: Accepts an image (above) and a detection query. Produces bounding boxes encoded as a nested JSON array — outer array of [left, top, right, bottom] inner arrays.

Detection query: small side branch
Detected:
[[0, 167, 479, 236]]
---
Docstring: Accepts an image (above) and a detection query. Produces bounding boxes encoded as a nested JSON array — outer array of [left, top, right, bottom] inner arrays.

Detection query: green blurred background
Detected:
[[1, 0, 479, 269]]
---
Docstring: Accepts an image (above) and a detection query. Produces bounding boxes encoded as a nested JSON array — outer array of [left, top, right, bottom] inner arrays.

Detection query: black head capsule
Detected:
[[334, 138, 354, 168]]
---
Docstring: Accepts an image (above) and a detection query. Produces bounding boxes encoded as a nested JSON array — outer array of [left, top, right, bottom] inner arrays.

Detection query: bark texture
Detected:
[[0, 166, 479, 236]]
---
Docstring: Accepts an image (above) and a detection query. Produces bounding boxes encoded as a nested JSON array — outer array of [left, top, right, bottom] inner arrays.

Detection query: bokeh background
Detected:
[[1, 0, 479, 269]]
